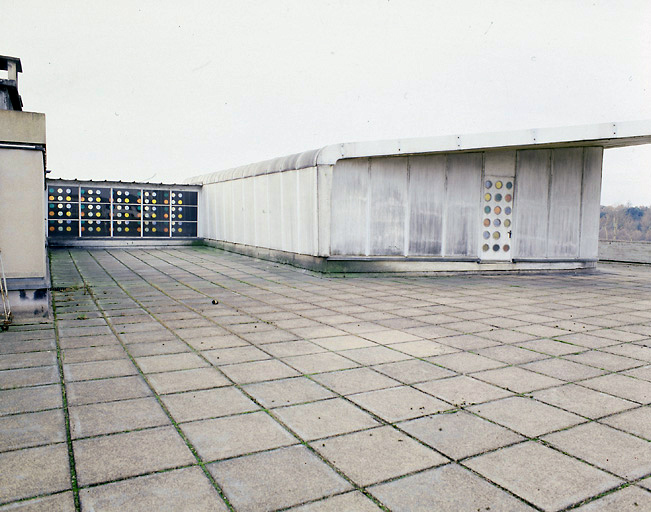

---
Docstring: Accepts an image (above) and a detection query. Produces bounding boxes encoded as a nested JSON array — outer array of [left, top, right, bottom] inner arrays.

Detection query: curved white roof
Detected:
[[187, 120, 651, 185]]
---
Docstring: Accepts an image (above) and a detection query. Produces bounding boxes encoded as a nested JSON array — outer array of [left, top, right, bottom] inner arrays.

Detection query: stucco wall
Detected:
[[0, 147, 46, 278]]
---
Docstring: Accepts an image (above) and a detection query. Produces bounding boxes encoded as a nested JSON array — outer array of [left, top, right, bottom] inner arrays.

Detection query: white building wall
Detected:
[[199, 147, 603, 264], [408, 155, 446, 255], [200, 167, 319, 256], [548, 148, 583, 258], [580, 147, 603, 260]]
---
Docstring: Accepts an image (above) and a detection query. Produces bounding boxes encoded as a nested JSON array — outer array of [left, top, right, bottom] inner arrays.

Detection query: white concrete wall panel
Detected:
[[408, 155, 446, 256], [331, 159, 370, 256], [444, 153, 482, 257], [317, 165, 333, 257], [369, 157, 408, 256], [198, 186, 214, 239], [548, 148, 583, 258], [281, 171, 298, 252], [298, 168, 318, 255], [222, 181, 233, 242], [484, 150, 516, 177], [230, 179, 244, 245], [514, 150, 551, 258], [580, 147, 603, 259], [267, 173, 283, 251], [254, 175, 270, 249]]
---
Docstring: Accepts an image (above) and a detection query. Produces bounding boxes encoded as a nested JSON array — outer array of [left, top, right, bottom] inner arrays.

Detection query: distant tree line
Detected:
[[600, 205, 651, 241]]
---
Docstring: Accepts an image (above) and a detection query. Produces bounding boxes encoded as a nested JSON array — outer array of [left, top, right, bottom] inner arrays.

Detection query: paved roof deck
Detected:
[[1, 247, 650, 511]]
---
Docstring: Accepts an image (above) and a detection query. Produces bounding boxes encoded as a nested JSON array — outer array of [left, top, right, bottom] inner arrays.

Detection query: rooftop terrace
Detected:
[[1, 247, 650, 511]]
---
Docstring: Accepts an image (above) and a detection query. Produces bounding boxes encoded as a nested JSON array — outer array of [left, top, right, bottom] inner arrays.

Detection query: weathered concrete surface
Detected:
[[600, 240, 651, 264], [0, 247, 650, 511]]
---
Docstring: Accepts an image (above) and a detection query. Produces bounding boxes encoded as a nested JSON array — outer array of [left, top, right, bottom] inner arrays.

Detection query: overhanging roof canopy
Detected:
[[187, 120, 651, 185]]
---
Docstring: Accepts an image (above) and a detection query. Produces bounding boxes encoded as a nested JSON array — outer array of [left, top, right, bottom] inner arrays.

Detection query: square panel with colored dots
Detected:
[[143, 221, 170, 237], [48, 186, 79, 203], [142, 190, 170, 205], [113, 204, 141, 220], [142, 205, 169, 221], [112, 188, 141, 204], [80, 187, 111, 203], [171, 205, 197, 222], [81, 220, 111, 237], [171, 222, 198, 237], [480, 177, 514, 261], [171, 191, 197, 206], [80, 202, 111, 219], [48, 220, 79, 237], [48, 202, 79, 221], [113, 221, 140, 237]]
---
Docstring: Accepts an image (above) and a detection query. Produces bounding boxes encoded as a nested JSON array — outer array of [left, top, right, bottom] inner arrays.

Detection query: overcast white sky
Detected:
[[2, 0, 651, 205]]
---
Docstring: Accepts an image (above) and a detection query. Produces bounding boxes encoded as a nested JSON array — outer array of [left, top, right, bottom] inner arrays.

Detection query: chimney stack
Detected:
[[0, 55, 23, 111]]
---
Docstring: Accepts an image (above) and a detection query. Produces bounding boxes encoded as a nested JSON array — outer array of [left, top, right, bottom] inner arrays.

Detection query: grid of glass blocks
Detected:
[[47, 185, 198, 238]]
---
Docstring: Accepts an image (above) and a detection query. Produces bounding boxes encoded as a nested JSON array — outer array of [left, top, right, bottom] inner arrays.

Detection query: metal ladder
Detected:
[[0, 250, 12, 331]]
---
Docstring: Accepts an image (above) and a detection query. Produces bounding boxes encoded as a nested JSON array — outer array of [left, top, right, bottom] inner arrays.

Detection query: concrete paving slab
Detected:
[[63, 359, 137, 381], [243, 377, 335, 408], [181, 411, 297, 461], [0, 366, 59, 390], [209, 445, 351, 512], [134, 353, 209, 373], [66, 375, 152, 406], [469, 396, 585, 437], [79, 467, 228, 512], [73, 426, 195, 486], [466, 441, 622, 511], [416, 375, 512, 406], [310, 367, 400, 396], [348, 386, 452, 422], [312, 426, 448, 486], [522, 357, 606, 381], [220, 358, 300, 383], [580, 374, 651, 403], [0, 492, 75, 511], [542, 422, 651, 479], [69, 396, 170, 438], [531, 383, 637, 419], [0, 384, 62, 416], [600, 406, 651, 439], [399, 411, 525, 460], [572, 486, 651, 511], [0, 351, 57, 371], [339, 346, 410, 365], [147, 367, 231, 394], [370, 463, 535, 511], [202, 345, 271, 366], [472, 366, 564, 393], [286, 491, 381, 511], [427, 352, 505, 373], [273, 397, 380, 440], [0, 444, 70, 503], [372, 359, 455, 384], [0, 409, 66, 452], [161, 386, 259, 423]]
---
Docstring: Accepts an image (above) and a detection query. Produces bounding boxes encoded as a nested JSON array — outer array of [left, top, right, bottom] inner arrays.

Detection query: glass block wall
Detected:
[[47, 183, 198, 238]]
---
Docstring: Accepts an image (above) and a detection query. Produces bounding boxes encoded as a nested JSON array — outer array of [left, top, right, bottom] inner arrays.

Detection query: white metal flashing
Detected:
[[187, 120, 651, 185]]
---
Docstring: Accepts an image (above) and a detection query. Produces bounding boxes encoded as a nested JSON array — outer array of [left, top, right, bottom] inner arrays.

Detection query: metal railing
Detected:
[[0, 250, 12, 331]]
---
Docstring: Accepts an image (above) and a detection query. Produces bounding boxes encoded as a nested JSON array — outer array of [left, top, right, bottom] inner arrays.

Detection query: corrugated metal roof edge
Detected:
[[186, 120, 651, 186], [47, 178, 201, 189]]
